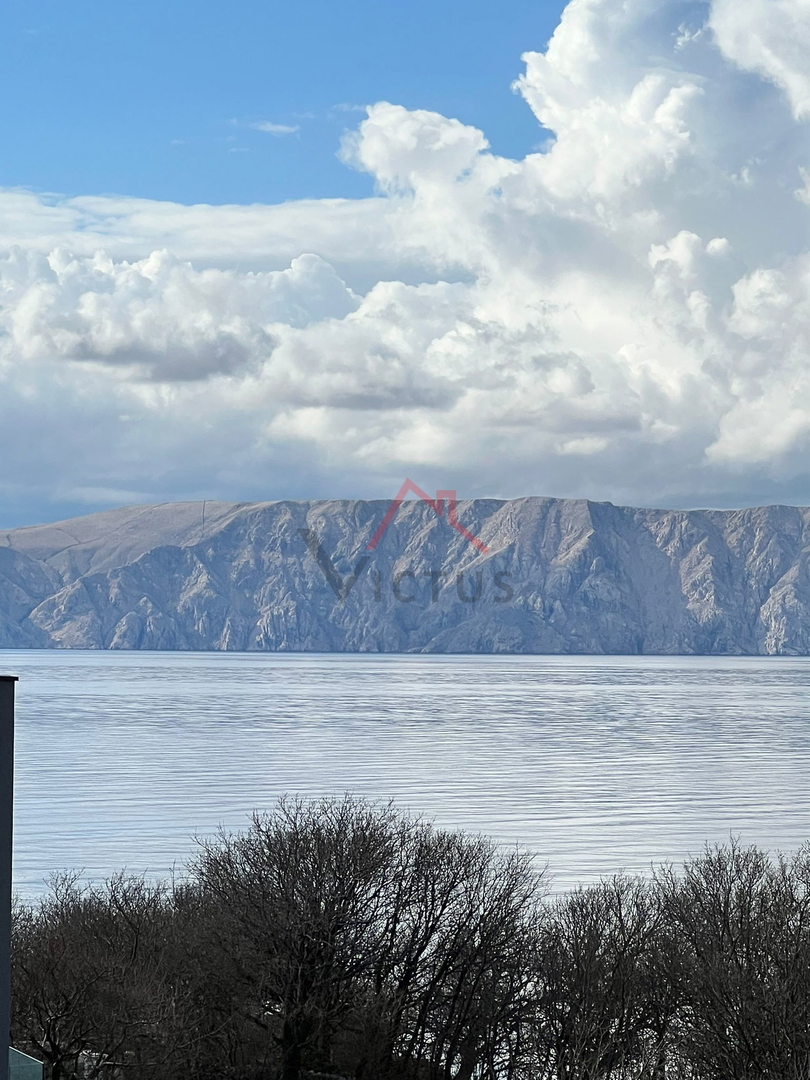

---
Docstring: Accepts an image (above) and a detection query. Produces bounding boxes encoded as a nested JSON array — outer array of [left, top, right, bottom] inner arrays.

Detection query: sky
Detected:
[[3, 0, 810, 527], [3, 0, 555, 206]]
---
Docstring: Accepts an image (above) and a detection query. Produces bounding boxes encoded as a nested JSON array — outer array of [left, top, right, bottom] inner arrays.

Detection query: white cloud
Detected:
[[710, 0, 810, 120], [0, 248, 359, 380], [248, 121, 301, 136], [4, 0, 810, 523]]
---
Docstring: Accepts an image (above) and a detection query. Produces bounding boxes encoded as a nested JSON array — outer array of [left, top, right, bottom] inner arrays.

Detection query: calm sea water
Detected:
[[2, 650, 810, 896]]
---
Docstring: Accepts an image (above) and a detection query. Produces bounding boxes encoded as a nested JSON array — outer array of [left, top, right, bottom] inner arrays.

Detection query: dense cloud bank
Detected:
[[4, 0, 810, 522]]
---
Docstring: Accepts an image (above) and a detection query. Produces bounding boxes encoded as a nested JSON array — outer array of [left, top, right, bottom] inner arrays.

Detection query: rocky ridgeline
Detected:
[[1, 497, 809, 653]]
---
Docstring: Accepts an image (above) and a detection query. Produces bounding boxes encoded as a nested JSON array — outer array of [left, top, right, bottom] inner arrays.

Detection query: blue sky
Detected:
[[4, 0, 563, 206]]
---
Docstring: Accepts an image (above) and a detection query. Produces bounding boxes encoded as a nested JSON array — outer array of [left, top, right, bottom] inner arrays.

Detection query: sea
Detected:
[[3, 650, 809, 896]]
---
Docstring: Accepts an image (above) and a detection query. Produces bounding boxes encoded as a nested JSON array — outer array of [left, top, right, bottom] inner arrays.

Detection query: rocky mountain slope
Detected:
[[1, 497, 809, 653]]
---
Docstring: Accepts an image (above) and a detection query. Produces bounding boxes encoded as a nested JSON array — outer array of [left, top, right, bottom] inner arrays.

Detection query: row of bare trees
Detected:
[[11, 796, 810, 1080]]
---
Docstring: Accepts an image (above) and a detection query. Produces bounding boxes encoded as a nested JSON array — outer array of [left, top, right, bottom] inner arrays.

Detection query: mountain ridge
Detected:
[[1, 497, 809, 654]]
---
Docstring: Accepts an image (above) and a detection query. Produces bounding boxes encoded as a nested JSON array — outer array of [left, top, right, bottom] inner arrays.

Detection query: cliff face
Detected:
[[1, 497, 810, 654]]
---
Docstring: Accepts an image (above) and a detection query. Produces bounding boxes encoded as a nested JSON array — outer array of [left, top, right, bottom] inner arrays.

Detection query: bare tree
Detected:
[[528, 875, 670, 1080], [12, 873, 189, 1080], [190, 796, 414, 1080], [189, 797, 545, 1080], [656, 840, 810, 1080], [16, 811, 810, 1080]]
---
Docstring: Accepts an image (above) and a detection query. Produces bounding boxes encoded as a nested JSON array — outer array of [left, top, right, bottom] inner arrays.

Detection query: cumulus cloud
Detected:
[[0, 248, 358, 380], [710, 0, 810, 120], [4, 0, 810, 524]]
